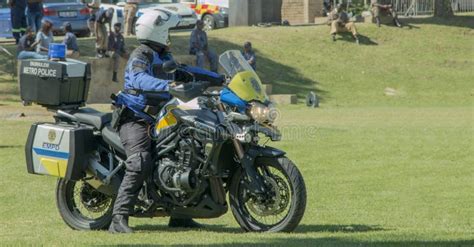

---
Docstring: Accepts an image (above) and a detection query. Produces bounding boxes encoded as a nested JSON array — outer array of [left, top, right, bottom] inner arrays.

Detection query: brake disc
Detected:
[[79, 183, 111, 213], [247, 175, 290, 217]]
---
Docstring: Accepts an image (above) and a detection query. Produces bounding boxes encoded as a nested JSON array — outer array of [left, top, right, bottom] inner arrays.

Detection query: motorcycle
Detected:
[[24, 50, 306, 232]]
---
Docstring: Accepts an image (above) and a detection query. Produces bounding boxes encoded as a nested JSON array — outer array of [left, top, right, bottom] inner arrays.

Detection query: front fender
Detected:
[[247, 125, 281, 141], [248, 146, 286, 158]]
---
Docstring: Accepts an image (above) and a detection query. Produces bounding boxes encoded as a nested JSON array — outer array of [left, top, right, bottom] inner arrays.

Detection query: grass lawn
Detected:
[[0, 14, 473, 246]]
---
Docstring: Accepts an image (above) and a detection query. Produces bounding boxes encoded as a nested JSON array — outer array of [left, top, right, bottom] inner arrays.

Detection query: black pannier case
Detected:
[[19, 59, 91, 109]]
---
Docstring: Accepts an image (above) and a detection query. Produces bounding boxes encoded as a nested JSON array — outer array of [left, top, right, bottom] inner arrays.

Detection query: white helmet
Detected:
[[135, 9, 180, 47]]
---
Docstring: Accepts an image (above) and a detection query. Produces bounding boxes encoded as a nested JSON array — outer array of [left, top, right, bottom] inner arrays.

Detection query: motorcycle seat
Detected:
[[71, 108, 112, 130], [102, 125, 126, 155]]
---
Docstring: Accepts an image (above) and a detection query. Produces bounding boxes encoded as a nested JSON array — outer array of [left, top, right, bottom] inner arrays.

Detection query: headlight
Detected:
[[248, 102, 279, 124]]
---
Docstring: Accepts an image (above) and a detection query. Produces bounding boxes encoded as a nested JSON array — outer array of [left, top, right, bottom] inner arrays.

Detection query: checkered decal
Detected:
[[191, 4, 219, 15]]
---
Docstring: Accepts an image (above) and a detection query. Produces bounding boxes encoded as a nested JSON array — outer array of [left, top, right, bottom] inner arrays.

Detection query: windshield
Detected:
[[219, 50, 255, 78], [219, 50, 267, 103]]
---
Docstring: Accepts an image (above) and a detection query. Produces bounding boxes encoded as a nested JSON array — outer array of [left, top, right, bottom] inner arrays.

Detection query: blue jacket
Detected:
[[116, 44, 223, 123], [116, 44, 172, 122]]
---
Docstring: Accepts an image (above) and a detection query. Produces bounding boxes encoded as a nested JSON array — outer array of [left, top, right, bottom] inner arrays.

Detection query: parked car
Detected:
[[42, 0, 90, 37], [101, 0, 197, 33], [180, 0, 228, 30], [0, 0, 13, 39]]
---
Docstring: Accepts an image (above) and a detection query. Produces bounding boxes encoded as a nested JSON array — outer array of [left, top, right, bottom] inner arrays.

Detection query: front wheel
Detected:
[[202, 14, 215, 31], [56, 178, 114, 230], [229, 156, 307, 232]]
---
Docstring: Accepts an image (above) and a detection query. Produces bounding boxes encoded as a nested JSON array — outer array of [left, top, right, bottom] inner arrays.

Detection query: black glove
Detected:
[[174, 69, 193, 83], [209, 74, 225, 87]]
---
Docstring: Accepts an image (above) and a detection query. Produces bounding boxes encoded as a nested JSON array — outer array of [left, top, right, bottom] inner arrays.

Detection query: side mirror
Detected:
[[162, 60, 178, 74]]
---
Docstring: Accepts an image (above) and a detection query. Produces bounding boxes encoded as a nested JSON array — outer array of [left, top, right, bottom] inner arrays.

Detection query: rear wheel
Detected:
[[229, 157, 306, 232], [202, 14, 215, 31], [56, 178, 114, 230]]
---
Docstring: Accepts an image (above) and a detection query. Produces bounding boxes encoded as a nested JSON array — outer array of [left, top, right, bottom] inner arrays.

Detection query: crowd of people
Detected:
[[8, 0, 79, 59], [327, 1, 402, 44], [8, 0, 113, 61], [8, 0, 403, 80], [15, 20, 80, 60]]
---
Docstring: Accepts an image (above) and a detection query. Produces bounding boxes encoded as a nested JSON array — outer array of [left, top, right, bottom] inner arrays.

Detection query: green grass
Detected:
[[0, 14, 473, 246]]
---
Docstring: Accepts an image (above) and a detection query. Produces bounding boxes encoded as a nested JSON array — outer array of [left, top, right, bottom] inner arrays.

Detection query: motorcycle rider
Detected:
[[109, 10, 222, 234]]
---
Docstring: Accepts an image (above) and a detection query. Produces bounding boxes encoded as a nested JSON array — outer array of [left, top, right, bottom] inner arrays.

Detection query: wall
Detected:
[[229, 0, 282, 26], [83, 57, 126, 104], [281, 0, 323, 24], [262, 0, 283, 23], [85, 55, 210, 104]]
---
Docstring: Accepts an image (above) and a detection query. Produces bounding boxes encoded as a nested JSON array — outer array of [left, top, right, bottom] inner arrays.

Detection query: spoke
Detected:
[[69, 180, 112, 221], [239, 163, 294, 227]]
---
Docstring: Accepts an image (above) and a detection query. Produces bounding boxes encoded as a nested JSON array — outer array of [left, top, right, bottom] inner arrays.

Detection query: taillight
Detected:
[[43, 8, 57, 16], [79, 8, 90, 15]]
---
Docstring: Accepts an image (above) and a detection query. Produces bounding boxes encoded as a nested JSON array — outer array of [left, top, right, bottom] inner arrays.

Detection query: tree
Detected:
[[434, 0, 454, 17]]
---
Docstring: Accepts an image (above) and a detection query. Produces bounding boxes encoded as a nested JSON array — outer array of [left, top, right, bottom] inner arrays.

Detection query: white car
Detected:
[[101, 0, 198, 32]]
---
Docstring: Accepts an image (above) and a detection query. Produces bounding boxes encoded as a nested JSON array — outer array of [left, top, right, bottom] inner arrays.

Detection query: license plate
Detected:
[[59, 11, 77, 18]]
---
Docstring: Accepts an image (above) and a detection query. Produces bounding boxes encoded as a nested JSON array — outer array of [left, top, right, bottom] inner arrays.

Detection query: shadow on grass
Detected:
[[169, 35, 327, 101], [0, 145, 23, 149], [402, 23, 421, 29], [335, 33, 378, 45], [1, 34, 327, 102], [371, 21, 420, 29], [133, 223, 385, 234], [295, 224, 386, 233], [402, 15, 474, 29], [134, 224, 239, 233], [100, 237, 474, 247]]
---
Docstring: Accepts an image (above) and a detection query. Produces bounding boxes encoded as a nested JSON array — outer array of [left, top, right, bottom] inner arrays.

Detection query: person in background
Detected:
[[371, 0, 402, 27], [8, 0, 28, 44], [123, 0, 139, 36], [35, 20, 54, 55], [26, 0, 43, 33], [242, 41, 256, 71], [62, 22, 80, 58], [95, 7, 114, 58], [108, 23, 129, 82], [17, 27, 47, 59], [189, 20, 218, 72], [82, 0, 101, 36], [328, 4, 359, 44]]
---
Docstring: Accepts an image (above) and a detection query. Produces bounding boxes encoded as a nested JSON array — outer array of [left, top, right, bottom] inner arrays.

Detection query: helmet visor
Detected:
[[154, 11, 170, 26]]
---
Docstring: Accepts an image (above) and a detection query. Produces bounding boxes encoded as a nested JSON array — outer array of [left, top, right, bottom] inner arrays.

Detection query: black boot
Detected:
[[376, 17, 381, 27], [331, 34, 336, 42], [168, 218, 203, 228], [96, 49, 104, 58], [394, 18, 402, 28], [112, 72, 118, 83], [109, 215, 133, 233]]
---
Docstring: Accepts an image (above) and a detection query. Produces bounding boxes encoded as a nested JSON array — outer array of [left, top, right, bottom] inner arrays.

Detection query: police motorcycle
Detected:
[[22, 50, 306, 233]]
